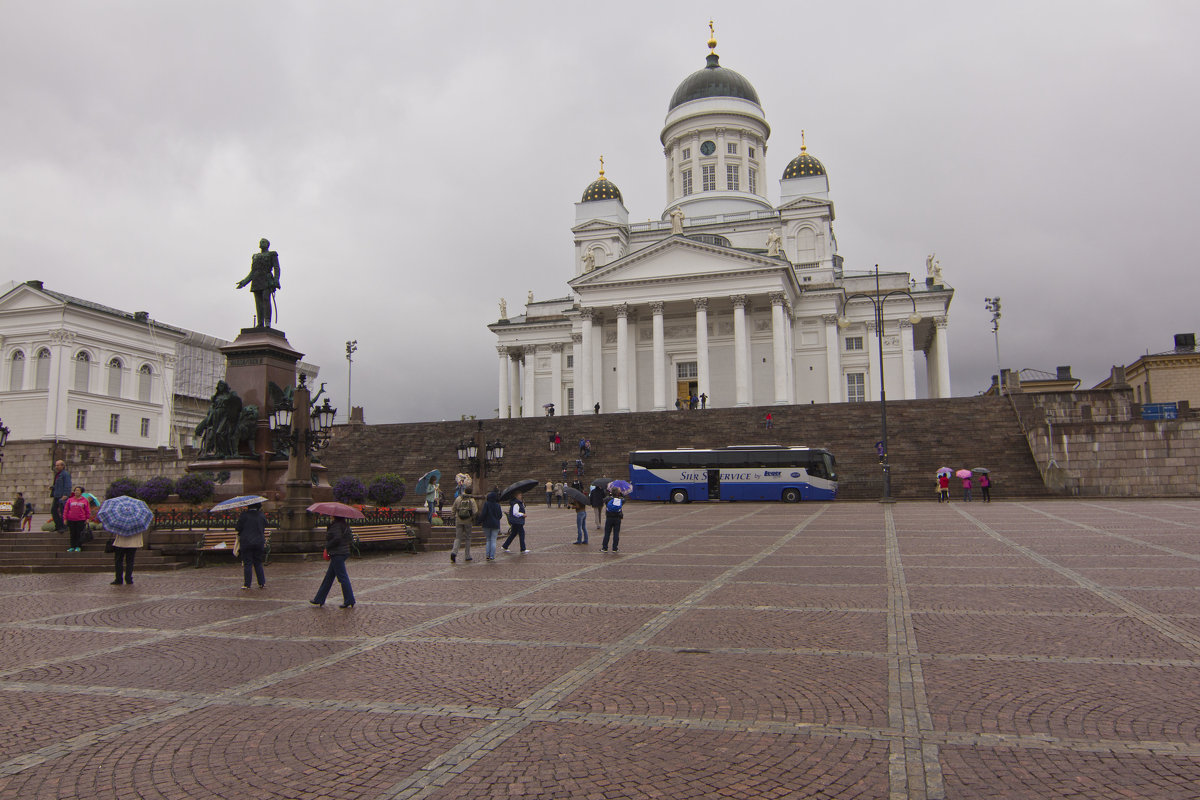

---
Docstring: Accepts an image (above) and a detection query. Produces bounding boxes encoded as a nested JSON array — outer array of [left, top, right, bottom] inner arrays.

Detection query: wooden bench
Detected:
[[196, 530, 271, 568], [351, 524, 418, 556]]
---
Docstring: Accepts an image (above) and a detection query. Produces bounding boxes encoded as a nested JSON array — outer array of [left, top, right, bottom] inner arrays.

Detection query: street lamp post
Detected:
[[268, 374, 338, 549], [345, 339, 358, 418], [456, 421, 504, 495], [985, 297, 1002, 395], [839, 265, 922, 501]]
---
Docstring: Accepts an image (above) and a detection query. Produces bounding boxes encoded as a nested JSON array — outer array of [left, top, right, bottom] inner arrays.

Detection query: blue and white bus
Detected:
[[629, 445, 838, 503]]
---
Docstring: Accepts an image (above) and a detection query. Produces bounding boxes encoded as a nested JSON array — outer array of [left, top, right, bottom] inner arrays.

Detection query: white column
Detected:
[[578, 309, 593, 414], [866, 321, 881, 401], [824, 315, 841, 403], [900, 319, 916, 400], [694, 298, 710, 405], [497, 346, 510, 418], [934, 316, 952, 398], [591, 313, 603, 411], [44, 329, 74, 439], [157, 353, 177, 446], [650, 302, 666, 410], [769, 292, 788, 404], [615, 303, 630, 412], [508, 350, 520, 419], [522, 345, 537, 417], [626, 309, 638, 412], [570, 333, 582, 415], [731, 294, 749, 406], [550, 343, 563, 413]]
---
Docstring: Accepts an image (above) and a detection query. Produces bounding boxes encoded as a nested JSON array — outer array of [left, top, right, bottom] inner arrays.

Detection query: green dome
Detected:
[[669, 52, 761, 111], [581, 175, 622, 203], [782, 150, 826, 179]]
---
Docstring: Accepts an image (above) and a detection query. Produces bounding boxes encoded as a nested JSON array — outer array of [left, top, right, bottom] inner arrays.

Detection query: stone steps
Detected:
[[322, 397, 1048, 502], [0, 531, 191, 573]]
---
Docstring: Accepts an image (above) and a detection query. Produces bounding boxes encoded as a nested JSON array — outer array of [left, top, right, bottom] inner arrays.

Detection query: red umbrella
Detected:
[[307, 501, 365, 519]]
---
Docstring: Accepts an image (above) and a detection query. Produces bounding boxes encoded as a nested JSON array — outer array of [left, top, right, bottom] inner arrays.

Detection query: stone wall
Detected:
[[1011, 390, 1200, 496], [0, 441, 195, 503]]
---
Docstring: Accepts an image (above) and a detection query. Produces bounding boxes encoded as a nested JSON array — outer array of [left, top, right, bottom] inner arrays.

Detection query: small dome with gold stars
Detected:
[[781, 132, 826, 179], [581, 158, 622, 203]]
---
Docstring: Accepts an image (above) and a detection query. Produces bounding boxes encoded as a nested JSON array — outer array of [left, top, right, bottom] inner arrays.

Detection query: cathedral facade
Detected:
[[490, 36, 954, 417]]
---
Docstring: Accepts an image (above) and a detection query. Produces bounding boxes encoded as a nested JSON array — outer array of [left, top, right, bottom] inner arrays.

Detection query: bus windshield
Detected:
[[628, 446, 838, 503]]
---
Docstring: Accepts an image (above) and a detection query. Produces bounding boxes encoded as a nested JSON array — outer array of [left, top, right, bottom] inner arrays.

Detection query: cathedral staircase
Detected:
[[322, 396, 1049, 502], [0, 529, 190, 574]]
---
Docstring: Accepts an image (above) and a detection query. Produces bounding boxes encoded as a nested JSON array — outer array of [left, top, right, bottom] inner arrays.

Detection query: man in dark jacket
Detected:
[[589, 483, 606, 527], [479, 489, 504, 561], [51, 460, 72, 533], [235, 503, 269, 589]]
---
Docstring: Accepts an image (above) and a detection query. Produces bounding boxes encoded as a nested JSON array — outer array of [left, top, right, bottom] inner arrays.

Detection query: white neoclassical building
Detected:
[[0, 280, 319, 451], [490, 36, 954, 417]]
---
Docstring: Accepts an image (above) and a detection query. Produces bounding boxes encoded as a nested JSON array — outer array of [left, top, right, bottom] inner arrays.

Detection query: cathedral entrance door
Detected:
[[676, 380, 697, 409]]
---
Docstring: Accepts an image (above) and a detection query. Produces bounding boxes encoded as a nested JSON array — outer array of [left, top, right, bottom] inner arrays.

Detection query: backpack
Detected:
[[455, 497, 474, 520], [605, 497, 624, 516]]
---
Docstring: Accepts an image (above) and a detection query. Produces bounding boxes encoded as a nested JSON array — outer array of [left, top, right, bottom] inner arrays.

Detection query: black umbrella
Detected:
[[589, 477, 617, 488], [500, 478, 539, 502], [563, 486, 589, 505]]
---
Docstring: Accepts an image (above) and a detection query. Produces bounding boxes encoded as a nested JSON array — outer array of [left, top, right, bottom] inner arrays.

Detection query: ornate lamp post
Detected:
[[456, 421, 503, 494], [268, 374, 337, 549], [839, 265, 922, 501]]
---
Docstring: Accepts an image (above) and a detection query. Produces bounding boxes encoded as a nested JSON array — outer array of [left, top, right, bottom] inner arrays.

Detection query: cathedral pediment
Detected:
[[777, 196, 833, 212], [0, 283, 64, 313], [569, 236, 791, 289], [571, 219, 624, 233]]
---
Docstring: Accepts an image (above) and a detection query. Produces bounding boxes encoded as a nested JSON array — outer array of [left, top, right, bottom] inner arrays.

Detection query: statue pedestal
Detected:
[[187, 327, 330, 551]]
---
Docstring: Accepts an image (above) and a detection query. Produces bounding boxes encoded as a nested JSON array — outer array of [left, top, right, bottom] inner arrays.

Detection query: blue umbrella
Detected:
[[97, 495, 155, 537], [415, 469, 441, 495], [209, 495, 269, 513], [608, 480, 633, 496]]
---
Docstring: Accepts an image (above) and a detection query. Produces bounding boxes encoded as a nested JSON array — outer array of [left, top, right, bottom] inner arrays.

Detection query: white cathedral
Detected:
[[490, 34, 954, 417]]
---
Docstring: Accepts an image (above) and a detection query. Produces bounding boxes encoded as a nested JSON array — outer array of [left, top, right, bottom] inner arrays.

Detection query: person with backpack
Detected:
[[501, 491, 529, 553], [450, 490, 477, 564], [601, 492, 624, 553]]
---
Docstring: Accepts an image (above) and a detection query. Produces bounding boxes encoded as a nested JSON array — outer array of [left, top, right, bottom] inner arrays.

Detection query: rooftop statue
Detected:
[[237, 238, 282, 328]]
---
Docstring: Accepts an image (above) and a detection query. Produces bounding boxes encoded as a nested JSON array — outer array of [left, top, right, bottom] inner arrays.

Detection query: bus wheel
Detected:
[[669, 489, 689, 504], [781, 488, 801, 503]]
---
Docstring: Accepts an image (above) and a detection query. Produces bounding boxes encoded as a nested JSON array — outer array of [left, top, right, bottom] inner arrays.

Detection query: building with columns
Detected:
[[490, 35, 954, 417], [0, 280, 319, 452]]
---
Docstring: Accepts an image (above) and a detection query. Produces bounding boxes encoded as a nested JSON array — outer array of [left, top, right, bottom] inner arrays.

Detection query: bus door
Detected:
[[707, 469, 721, 500]]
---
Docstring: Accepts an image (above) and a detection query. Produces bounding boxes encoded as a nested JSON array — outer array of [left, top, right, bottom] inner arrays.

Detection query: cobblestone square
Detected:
[[2, 499, 1200, 798]]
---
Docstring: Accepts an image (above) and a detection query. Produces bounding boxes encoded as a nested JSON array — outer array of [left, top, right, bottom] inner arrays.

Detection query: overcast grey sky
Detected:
[[3, 1, 1197, 422]]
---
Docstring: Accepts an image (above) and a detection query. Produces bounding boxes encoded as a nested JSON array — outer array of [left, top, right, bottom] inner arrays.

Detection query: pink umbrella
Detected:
[[954, 469, 973, 479], [307, 501, 365, 519]]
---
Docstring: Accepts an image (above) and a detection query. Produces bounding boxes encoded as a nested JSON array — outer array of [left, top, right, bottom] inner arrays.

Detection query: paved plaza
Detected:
[[2, 499, 1200, 799]]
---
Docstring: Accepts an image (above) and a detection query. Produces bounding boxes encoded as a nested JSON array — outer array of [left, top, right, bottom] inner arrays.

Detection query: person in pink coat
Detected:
[[63, 486, 92, 552]]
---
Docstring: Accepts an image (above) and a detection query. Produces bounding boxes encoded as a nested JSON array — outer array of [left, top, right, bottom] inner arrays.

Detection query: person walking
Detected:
[[572, 499, 588, 544], [764, 412, 773, 429], [589, 482, 605, 527], [980, 472, 992, 502], [310, 514, 355, 608], [450, 490, 477, 564], [545, 480, 554, 508], [700, 392, 707, 409], [479, 488, 503, 561], [601, 492, 624, 553], [50, 459, 71, 533], [21, 500, 34, 531], [235, 502, 268, 589], [110, 527, 143, 585], [554, 481, 564, 508], [501, 491, 529, 553], [938, 473, 950, 503], [962, 473, 973, 502], [594, 401, 600, 414], [63, 486, 91, 552]]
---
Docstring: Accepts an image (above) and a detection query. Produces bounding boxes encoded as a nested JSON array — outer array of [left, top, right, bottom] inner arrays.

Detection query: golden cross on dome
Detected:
[[599, 155, 605, 178], [801, 129, 807, 152], [707, 20, 717, 52]]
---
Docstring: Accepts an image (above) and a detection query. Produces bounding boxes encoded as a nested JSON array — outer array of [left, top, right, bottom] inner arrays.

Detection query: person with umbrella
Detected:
[[97, 495, 155, 586], [936, 469, 951, 503], [235, 502, 269, 589], [976, 469, 992, 502], [501, 487, 530, 554], [957, 469, 974, 502], [310, 509, 356, 608], [564, 486, 589, 544], [589, 481, 606, 527]]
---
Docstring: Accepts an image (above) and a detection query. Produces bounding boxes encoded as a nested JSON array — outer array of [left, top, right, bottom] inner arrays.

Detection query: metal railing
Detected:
[[152, 506, 419, 531]]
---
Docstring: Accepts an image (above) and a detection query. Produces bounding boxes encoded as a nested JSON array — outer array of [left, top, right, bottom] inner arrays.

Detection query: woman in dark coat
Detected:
[[235, 502, 268, 589], [310, 514, 355, 608], [479, 489, 503, 561]]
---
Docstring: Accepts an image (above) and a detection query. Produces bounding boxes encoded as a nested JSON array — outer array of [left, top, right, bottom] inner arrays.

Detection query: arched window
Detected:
[[35, 349, 51, 390], [796, 228, 817, 262], [8, 351, 24, 392], [107, 357, 123, 397], [138, 364, 153, 402], [74, 352, 91, 392]]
